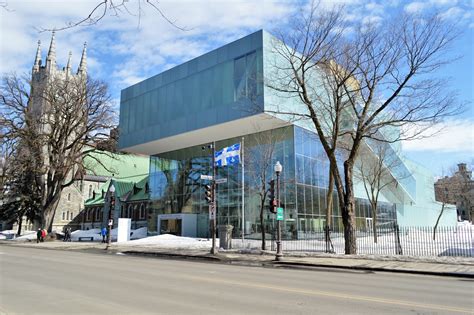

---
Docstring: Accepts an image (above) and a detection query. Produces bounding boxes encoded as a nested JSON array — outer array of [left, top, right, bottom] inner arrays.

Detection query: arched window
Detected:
[[139, 204, 145, 219], [95, 207, 100, 220], [127, 205, 133, 218]]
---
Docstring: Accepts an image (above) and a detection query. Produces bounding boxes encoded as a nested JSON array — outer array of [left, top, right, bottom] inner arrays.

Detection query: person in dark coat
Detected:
[[37, 228, 42, 243]]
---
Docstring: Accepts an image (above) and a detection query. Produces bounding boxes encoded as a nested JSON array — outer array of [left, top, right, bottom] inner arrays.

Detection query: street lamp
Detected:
[[106, 184, 115, 250], [274, 161, 283, 261]]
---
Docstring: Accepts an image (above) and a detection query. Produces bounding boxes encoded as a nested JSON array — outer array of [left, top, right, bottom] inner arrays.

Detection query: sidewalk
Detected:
[[3, 240, 473, 278]]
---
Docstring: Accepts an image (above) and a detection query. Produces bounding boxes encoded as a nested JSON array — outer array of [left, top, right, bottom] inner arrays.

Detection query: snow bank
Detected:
[[13, 231, 38, 241], [122, 234, 212, 249]]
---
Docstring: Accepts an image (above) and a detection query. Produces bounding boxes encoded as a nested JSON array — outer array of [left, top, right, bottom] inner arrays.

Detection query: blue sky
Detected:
[[0, 0, 472, 176]]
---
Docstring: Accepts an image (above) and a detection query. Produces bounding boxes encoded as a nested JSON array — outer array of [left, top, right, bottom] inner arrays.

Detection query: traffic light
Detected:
[[204, 184, 213, 204], [268, 179, 277, 213]]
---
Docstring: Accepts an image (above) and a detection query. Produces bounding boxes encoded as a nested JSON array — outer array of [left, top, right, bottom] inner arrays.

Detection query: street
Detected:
[[0, 245, 472, 314]]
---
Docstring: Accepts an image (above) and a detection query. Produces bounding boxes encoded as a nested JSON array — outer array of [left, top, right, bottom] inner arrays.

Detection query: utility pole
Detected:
[[210, 142, 217, 254], [106, 184, 115, 250], [274, 161, 283, 261], [203, 142, 217, 255]]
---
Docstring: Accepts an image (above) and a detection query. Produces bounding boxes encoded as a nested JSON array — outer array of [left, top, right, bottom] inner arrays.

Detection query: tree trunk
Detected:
[[260, 199, 266, 250], [371, 200, 377, 243], [43, 197, 61, 232], [343, 161, 357, 254], [17, 214, 23, 236], [433, 203, 445, 241], [325, 166, 334, 253]]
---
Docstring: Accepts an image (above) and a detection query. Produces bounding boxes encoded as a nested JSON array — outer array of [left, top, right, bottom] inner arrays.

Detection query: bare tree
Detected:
[[355, 141, 403, 243], [245, 128, 283, 250], [267, 1, 462, 253], [34, 0, 188, 32], [1, 73, 114, 231]]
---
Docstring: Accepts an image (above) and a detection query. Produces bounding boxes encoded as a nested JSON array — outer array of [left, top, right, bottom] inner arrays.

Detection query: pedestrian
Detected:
[[41, 229, 46, 242], [36, 228, 42, 243], [101, 227, 107, 243], [63, 227, 71, 242], [67, 227, 72, 242]]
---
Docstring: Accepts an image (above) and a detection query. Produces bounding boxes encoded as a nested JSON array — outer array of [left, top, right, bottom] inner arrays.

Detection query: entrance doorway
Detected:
[[160, 219, 182, 235]]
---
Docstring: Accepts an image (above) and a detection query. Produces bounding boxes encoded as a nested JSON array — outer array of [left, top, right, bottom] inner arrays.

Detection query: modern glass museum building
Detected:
[[118, 30, 456, 238]]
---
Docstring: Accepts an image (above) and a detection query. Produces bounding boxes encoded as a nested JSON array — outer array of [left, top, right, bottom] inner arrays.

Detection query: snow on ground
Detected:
[[70, 227, 148, 242], [1, 222, 472, 257], [10, 231, 37, 241], [122, 234, 212, 249]]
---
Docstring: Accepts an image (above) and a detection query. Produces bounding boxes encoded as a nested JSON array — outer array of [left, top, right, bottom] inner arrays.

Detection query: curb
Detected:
[[270, 261, 474, 279], [117, 250, 474, 278]]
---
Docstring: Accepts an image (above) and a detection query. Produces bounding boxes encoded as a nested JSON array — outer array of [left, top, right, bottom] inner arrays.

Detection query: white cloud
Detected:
[[402, 120, 474, 153], [404, 1, 429, 13], [439, 6, 465, 20]]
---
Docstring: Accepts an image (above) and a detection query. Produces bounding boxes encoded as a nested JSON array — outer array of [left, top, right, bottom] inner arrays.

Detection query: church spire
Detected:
[[46, 30, 56, 70], [66, 51, 72, 76], [33, 40, 42, 72], [78, 42, 87, 75]]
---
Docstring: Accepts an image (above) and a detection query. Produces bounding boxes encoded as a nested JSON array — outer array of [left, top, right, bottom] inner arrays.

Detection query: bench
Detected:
[[78, 237, 94, 242]]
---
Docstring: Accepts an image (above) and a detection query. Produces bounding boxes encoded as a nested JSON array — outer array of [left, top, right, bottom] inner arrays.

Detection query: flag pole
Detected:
[[241, 136, 245, 244]]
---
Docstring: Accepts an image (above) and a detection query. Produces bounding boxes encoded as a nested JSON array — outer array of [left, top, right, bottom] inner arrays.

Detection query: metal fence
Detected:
[[235, 224, 473, 258]]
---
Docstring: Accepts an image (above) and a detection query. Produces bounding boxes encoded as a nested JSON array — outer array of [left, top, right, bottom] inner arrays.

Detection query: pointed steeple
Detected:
[[78, 42, 87, 75], [46, 30, 56, 70], [33, 40, 42, 72], [65, 51, 72, 76]]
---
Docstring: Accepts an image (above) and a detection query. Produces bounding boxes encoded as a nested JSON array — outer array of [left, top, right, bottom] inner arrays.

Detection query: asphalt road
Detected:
[[0, 245, 472, 315]]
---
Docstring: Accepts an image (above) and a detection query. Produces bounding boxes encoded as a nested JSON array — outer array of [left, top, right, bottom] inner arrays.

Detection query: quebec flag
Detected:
[[215, 143, 241, 167]]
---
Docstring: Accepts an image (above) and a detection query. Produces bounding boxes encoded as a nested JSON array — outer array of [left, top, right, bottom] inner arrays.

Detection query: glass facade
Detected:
[[148, 125, 397, 239]]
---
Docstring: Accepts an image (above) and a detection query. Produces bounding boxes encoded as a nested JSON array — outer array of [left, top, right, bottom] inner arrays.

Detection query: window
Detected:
[[68, 193, 71, 201], [139, 204, 146, 219], [127, 205, 133, 218], [88, 185, 93, 198], [62, 211, 66, 220], [79, 181, 83, 192], [233, 51, 257, 101]]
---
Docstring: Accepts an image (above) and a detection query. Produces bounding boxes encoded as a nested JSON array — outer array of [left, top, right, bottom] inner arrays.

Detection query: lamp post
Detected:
[[274, 161, 283, 261], [106, 184, 115, 250]]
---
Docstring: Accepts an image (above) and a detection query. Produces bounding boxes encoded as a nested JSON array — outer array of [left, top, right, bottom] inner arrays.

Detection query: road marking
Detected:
[[184, 275, 472, 314]]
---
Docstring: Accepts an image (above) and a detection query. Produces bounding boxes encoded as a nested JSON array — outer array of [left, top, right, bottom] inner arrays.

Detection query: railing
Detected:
[[234, 224, 473, 258]]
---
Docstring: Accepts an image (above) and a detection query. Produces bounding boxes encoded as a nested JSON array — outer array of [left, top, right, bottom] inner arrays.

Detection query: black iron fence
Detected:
[[236, 224, 473, 258]]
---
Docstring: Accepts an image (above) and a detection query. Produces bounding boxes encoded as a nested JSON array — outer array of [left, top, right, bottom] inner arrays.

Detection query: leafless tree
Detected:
[[0, 73, 115, 231], [34, 0, 188, 32], [244, 127, 283, 250], [267, 1, 463, 253], [355, 141, 405, 243]]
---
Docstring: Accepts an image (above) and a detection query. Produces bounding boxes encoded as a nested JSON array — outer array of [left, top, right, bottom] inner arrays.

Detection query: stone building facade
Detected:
[[434, 163, 474, 222], [10, 32, 150, 233]]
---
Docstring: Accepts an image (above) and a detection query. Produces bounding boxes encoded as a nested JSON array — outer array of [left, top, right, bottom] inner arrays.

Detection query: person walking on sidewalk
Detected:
[[41, 229, 46, 242], [101, 227, 107, 243], [36, 228, 42, 243]]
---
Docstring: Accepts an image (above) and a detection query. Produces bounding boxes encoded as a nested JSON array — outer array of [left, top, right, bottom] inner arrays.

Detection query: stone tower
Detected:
[[30, 31, 87, 121]]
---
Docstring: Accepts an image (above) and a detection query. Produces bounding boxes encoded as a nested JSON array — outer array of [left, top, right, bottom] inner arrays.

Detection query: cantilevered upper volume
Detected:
[[118, 30, 290, 155]]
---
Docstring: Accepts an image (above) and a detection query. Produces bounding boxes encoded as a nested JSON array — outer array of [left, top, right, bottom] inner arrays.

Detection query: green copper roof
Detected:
[[127, 177, 149, 202], [83, 150, 149, 182], [84, 176, 149, 206]]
